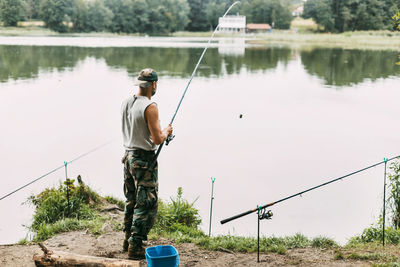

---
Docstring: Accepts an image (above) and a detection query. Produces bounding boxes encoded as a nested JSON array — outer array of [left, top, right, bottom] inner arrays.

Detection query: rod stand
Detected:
[[64, 161, 70, 215], [383, 157, 388, 246], [209, 177, 216, 236], [257, 206, 273, 263]]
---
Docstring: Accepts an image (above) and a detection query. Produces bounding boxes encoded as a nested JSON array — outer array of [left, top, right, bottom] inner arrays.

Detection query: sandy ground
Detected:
[[0, 206, 372, 267]]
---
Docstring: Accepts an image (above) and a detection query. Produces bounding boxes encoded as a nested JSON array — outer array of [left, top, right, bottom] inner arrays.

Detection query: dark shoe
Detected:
[[128, 241, 145, 260], [122, 239, 129, 252]]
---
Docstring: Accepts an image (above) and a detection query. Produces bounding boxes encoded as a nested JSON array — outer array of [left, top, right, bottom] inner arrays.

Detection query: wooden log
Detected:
[[33, 243, 140, 267]]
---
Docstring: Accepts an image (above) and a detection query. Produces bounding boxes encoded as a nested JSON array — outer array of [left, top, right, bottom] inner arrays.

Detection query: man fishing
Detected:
[[121, 68, 173, 260]]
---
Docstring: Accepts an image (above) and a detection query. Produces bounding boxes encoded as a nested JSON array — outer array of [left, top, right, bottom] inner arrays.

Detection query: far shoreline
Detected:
[[0, 26, 400, 51]]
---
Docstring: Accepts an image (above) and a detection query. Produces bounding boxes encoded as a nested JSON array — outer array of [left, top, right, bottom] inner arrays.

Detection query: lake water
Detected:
[[1, 36, 400, 245]]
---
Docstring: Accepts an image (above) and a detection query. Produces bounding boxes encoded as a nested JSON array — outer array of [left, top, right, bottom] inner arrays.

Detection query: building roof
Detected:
[[247, 24, 271, 30]]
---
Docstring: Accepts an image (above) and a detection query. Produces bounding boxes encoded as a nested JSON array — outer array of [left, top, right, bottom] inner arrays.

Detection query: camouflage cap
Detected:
[[135, 68, 158, 86]]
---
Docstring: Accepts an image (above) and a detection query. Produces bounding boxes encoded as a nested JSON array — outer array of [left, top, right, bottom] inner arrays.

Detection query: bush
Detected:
[[311, 236, 338, 248], [154, 187, 201, 232], [350, 225, 400, 245], [26, 177, 104, 240]]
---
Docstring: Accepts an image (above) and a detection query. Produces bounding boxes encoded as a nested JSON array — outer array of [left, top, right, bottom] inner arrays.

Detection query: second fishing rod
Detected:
[[148, 1, 241, 172], [220, 155, 400, 225]]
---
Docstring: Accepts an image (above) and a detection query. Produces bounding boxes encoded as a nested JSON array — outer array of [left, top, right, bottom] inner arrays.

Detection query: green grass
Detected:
[[30, 180, 400, 265], [250, 30, 400, 50], [311, 236, 338, 248], [26, 181, 341, 256], [347, 226, 400, 245], [104, 196, 125, 210], [291, 17, 318, 32], [0, 26, 57, 36], [333, 250, 399, 263], [25, 178, 121, 242], [334, 250, 345, 260], [373, 263, 400, 267], [17, 238, 29, 245], [33, 217, 108, 242]]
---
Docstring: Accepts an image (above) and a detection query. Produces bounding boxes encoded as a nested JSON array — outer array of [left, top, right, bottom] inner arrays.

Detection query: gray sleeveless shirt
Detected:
[[121, 95, 157, 151]]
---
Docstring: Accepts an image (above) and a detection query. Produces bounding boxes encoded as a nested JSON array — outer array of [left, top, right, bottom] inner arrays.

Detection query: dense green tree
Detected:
[[118, 0, 149, 33], [205, 1, 226, 29], [160, 0, 190, 32], [2, 0, 399, 33], [394, 11, 400, 30], [105, 0, 151, 34], [39, 0, 70, 32], [241, 0, 293, 29], [24, 0, 41, 20], [186, 0, 209, 31], [305, 0, 400, 32], [0, 0, 25, 26], [204, 0, 240, 30], [87, 0, 113, 32], [141, 0, 189, 34], [383, 0, 400, 30], [71, 0, 89, 32], [105, 0, 189, 34], [303, 0, 334, 31], [104, 0, 129, 33]]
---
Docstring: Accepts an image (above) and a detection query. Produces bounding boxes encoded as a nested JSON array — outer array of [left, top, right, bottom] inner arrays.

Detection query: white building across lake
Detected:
[[218, 15, 246, 34]]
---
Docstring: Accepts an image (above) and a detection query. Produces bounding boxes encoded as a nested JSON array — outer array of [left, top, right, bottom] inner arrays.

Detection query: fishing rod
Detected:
[[220, 155, 400, 225], [148, 1, 241, 172]]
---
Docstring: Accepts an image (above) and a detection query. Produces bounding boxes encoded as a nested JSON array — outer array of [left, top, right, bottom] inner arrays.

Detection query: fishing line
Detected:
[[0, 139, 114, 201], [148, 1, 241, 171]]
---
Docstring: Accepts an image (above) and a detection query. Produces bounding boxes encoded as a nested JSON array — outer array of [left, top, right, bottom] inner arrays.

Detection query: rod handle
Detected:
[[220, 202, 275, 224], [148, 143, 164, 172], [220, 208, 257, 224]]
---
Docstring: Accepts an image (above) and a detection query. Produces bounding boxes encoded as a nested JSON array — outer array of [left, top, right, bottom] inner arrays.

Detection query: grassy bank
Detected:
[[249, 30, 400, 50], [20, 179, 400, 266], [22, 180, 341, 254]]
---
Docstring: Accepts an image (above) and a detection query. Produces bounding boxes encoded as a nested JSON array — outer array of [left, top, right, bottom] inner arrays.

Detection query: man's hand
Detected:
[[163, 124, 173, 137]]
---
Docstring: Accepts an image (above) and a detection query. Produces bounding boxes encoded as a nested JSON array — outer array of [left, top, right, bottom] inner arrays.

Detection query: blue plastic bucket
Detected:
[[145, 245, 180, 267]]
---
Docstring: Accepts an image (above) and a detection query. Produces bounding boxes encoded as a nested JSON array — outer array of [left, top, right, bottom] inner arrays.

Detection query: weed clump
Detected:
[[311, 236, 338, 248], [26, 177, 105, 242], [349, 226, 400, 245], [153, 187, 201, 234]]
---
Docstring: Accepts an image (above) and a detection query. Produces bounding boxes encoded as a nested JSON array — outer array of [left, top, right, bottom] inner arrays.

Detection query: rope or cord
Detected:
[[0, 139, 115, 201]]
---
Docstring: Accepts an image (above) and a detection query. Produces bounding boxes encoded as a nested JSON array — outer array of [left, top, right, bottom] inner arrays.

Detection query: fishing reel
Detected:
[[258, 208, 273, 221], [166, 134, 175, 146]]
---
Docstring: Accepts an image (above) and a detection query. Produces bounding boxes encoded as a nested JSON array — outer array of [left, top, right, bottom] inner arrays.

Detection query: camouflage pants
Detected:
[[122, 149, 158, 244]]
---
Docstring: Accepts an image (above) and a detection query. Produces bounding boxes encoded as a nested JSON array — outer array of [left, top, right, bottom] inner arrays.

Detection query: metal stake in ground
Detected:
[[64, 161, 70, 214], [257, 206, 273, 263], [383, 157, 388, 246], [147, 1, 241, 172], [209, 177, 216, 236]]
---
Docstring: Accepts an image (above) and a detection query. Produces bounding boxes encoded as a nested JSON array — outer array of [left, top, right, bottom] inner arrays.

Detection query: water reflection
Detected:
[[301, 48, 400, 86], [0, 45, 399, 86], [218, 38, 245, 56]]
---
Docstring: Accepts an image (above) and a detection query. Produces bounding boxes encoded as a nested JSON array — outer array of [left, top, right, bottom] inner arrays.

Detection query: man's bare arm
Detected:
[[145, 104, 173, 145]]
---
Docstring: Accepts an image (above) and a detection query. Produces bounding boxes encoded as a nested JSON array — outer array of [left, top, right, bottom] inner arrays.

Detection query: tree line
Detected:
[[0, 0, 294, 33], [1, 45, 399, 86], [303, 0, 400, 32]]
